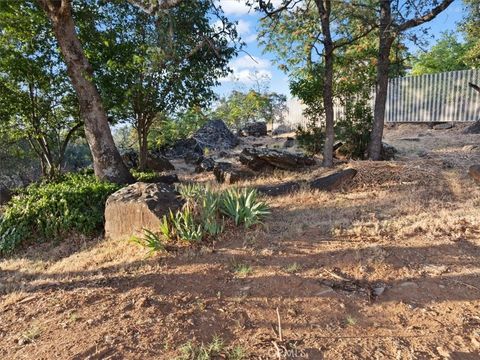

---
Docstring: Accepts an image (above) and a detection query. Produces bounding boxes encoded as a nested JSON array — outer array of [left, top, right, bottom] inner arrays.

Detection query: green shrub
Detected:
[[131, 228, 166, 255], [133, 184, 269, 252], [220, 188, 270, 228], [335, 99, 373, 159], [295, 124, 325, 155], [0, 173, 121, 254]]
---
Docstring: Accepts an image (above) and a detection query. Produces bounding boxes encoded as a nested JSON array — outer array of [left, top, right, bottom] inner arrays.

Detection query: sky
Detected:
[[214, 0, 466, 99]]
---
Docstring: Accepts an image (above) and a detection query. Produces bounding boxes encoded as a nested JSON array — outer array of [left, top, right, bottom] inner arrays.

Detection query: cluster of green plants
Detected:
[[131, 169, 162, 183], [132, 183, 269, 253], [335, 99, 374, 159], [150, 107, 209, 148], [0, 173, 121, 254], [295, 122, 325, 155], [295, 98, 373, 159]]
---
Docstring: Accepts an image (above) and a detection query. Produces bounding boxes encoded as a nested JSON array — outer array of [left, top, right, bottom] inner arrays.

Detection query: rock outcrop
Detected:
[[195, 158, 215, 173], [239, 148, 315, 171], [161, 120, 239, 158], [146, 154, 175, 171], [213, 162, 255, 184], [464, 121, 480, 134], [240, 122, 267, 137], [309, 169, 357, 191], [104, 182, 183, 241]]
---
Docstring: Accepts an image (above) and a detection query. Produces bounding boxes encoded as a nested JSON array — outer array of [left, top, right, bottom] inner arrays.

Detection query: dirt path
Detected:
[[1, 124, 480, 359]]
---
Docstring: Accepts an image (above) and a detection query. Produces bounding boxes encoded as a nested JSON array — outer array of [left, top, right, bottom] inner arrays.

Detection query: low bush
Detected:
[[295, 124, 325, 155], [134, 184, 269, 252], [335, 99, 373, 159], [0, 173, 121, 254]]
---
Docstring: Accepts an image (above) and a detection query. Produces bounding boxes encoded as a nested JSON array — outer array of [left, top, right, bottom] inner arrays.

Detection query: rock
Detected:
[[213, 162, 255, 184], [104, 182, 183, 241], [417, 149, 429, 158], [192, 120, 239, 150], [373, 286, 385, 297], [463, 145, 479, 152], [146, 154, 175, 172], [153, 174, 179, 184], [240, 121, 267, 137], [0, 187, 12, 205], [469, 165, 480, 183], [433, 123, 453, 130], [195, 158, 215, 173], [255, 181, 301, 197], [380, 142, 397, 160], [239, 148, 315, 171], [464, 121, 480, 134], [309, 168, 357, 191], [283, 137, 295, 148], [333, 141, 343, 151], [162, 138, 203, 158], [272, 124, 291, 135], [184, 151, 203, 165], [121, 149, 138, 169]]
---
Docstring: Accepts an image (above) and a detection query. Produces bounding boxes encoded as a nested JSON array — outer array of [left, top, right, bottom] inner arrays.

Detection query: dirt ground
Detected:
[[1, 123, 480, 359]]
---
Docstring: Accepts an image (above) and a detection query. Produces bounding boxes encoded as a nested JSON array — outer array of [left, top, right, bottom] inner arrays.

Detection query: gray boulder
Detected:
[[272, 124, 291, 136], [146, 154, 175, 171], [309, 169, 357, 191], [255, 181, 301, 197], [380, 143, 397, 161], [464, 121, 480, 134], [213, 162, 255, 184], [239, 148, 315, 171], [193, 120, 239, 150], [195, 157, 215, 173], [241, 122, 267, 137], [104, 182, 183, 241]]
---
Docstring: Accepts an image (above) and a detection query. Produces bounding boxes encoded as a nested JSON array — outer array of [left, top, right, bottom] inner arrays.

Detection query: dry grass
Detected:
[[1, 124, 480, 359]]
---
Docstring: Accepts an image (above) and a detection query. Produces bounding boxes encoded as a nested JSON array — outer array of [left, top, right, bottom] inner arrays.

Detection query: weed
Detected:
[[345, 315, 357, 326], [177, 336, 246, 360], [283, 262, 302, 273], [131, 228, 166, 255], [231, 261, 253, 277]]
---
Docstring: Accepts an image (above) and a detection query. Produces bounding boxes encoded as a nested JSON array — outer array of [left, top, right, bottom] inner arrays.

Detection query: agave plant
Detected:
[[170, 207, 204, 242], [131, 228, 166, 255], [220, 188, 270, 228]]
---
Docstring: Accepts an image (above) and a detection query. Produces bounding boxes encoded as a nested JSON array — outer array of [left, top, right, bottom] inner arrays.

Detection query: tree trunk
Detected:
[[368, 0, 394, 160], [316, 0, 335, 167], [37, 0, 133, 184]]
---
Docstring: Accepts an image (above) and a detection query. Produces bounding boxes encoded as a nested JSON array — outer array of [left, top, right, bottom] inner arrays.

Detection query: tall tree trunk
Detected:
[[37, 0, 133, 184], [316, 0, 335, 167], [368, 0, 394, 160], [137, 114, 149, 171]]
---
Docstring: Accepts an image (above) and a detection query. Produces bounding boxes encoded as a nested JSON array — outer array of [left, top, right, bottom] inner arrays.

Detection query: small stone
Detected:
[[373, 287, 385, 297], [433, 123, 453, 130], [400, 282, 418, 288]]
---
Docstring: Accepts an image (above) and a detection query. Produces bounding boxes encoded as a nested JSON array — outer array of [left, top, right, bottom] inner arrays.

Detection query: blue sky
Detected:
[[215, 0, 465, 99]]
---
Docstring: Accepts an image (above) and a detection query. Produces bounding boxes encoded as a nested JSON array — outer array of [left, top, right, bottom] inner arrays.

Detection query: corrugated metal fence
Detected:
[[283, 69, 480, 128]]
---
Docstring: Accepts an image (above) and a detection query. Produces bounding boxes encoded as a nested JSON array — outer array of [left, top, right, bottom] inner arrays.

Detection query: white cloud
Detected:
[[236, 19, 251, 36], [217, 0, 253, 16], [221, 55, 273, 84]]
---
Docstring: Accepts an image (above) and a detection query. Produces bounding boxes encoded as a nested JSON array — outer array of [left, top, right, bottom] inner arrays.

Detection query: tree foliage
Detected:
[[213, 89, 287, 129], [411, 32, 471, 75], [0, 1, 82, 179]]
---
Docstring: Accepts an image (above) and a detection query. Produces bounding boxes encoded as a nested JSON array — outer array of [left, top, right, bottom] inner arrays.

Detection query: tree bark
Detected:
[[36, 0, 133, 184], [368, 0, 394, 160], [315, 0, 335, 167], [369, 0, 455, 160]]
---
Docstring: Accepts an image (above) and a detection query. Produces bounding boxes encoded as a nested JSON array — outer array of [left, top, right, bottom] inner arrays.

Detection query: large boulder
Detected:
[[464, 121, 480, 134], [309, 169, 357, 191], [195, 157, 215, 173], [240, 122, 267, 137], [272, 124, 291, 136], [193, 120, 239, 150], [146, 154, 175, 171], [161, 120, 238, 158], [469, 165, 480, 183], [239, 148, 315, 171], [104, 182, 183, 241], [213, 162, 255, 184]]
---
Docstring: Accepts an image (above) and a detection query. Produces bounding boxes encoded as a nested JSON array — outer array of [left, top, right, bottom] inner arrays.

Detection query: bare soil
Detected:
[[1, 123, 480, 359]]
